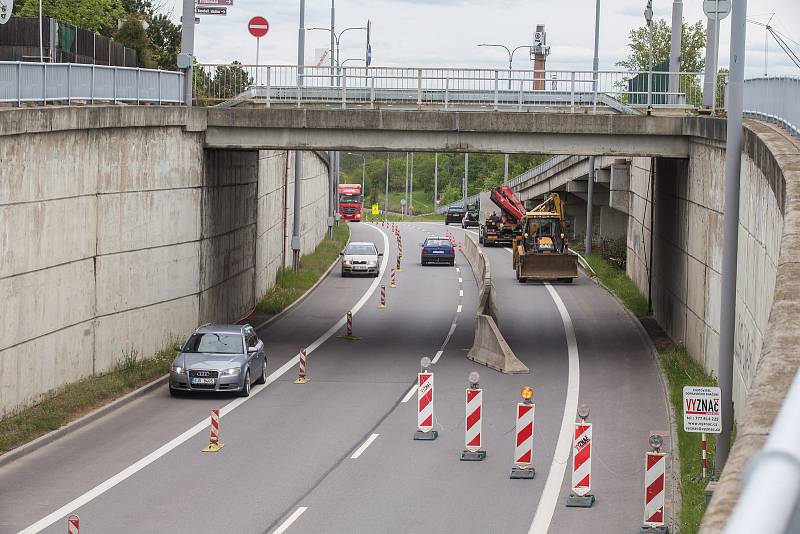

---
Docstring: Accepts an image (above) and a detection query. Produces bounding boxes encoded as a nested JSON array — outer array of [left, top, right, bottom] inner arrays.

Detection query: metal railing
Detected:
[[743, 76, 800, 137], [0, 61, 185, 105], [194, 64, 710, 112]]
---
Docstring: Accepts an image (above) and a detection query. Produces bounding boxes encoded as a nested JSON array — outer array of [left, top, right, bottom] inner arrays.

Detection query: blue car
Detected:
[[421, 237, 455, 266]]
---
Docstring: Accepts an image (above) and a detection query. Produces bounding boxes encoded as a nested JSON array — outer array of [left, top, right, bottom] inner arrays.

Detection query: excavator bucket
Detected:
[[516, 253, 578, 282]]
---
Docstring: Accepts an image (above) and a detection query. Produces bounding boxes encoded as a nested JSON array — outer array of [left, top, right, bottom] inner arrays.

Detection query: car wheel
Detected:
[[255, 359, 267, 385], [239, 370, 251, 397], [341, 270, 348, 278], [169, 386, 180, 397]]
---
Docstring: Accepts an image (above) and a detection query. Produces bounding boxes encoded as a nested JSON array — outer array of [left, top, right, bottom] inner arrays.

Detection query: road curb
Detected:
[[0, 374, 168, 469], [578, 263, 683, 532], [252, 228, 350, 331]]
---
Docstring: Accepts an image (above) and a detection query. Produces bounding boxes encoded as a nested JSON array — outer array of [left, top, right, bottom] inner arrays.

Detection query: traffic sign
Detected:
[[703, 0, 731, 21], [248, 16, 270, 38], [371, 204, 379, 216], [683, 386, 722, 433], [196, 6, 226, 15], [196, 0, 232, 4], [0, 0, 13, 25]]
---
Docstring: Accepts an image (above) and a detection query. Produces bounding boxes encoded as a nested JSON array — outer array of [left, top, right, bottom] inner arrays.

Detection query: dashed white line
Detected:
[[273, 507, 308, 534], [19, 226, 393, 534], [455, 267, 460, 273], [350, 433, 380, 459], [431, 350, 444, 364], [459, 289, 464, 297], [456, 304, 462, 313], [401, 383, 418, 403], [458, 277, 463, 284]]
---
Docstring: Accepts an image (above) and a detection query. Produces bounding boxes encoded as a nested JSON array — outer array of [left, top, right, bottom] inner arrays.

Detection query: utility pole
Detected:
[[409, 153, 414, 214], [403, 153, 409, 217], [463, 153, 469, 208], [292, 0, 306, 271], [668, 0, 683, 105], [385, 153, 390, 221], [702, 14, 720, 109], [179, 0, 196, 106], [591, 0, 600, 112], [328, 150, 334, 238], [645, 0, 654, 112], [330, 0, 335, 87], [504, 154, 509, 184], [586, 0, 600, 250], [434, 153, 439, 207], [716, 0, 748, 475]]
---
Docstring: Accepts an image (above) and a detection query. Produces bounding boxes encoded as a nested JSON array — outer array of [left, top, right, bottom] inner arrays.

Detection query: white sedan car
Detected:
[[341, 241, 382, 277]]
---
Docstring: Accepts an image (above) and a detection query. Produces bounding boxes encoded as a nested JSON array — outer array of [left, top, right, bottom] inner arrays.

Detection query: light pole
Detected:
[[477, 43, 533, 89], [385, 153, 390, 221], [308, 25, 367, 86], [410, 153, 414, 214], [292, 0, 307, 271], [434, 153, 439, 208], [463, 153, 469, 208], [645, 0, 654, 112], [347, 152, 367, 198], [586, 0, 601, 253]]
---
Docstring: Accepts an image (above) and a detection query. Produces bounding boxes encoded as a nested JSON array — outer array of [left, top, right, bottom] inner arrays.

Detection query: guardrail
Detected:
[[743, 76, 800, 137], [194, 64, 709, 112], [0, 61, 184, 105]]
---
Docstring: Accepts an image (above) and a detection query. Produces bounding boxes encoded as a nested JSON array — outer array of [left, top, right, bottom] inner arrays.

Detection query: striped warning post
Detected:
[[202, 409, 224, 452], [565, 422, 595, 505], [293, 349, 308, 384], [390, 269, 397, 288], [414, 372, 437, 440], [379, 285, 386, 308], [395, 255, 402, 272], [461, 388, 486, 460], [701, 432, 707, 480], [68, 514, 79, 534], [510, 402, 535, 478], [347, 311, 353, 335], [643, 452, 667, 527]]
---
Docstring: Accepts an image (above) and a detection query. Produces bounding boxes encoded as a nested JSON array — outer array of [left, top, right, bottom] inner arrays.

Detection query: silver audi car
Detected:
[[341, 241, 383, 277], [169, 324, 267, 397]]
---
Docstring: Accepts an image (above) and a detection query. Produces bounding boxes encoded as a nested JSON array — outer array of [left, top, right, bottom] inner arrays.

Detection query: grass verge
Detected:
[[0, 345, 178, 455], [256, 222, 350, 315], [585, 253, 649, 317], [588, 254, 719, 534]]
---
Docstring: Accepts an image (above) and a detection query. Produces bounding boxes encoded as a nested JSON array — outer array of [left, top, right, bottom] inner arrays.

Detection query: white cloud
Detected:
[[179, 0, 798, 77]]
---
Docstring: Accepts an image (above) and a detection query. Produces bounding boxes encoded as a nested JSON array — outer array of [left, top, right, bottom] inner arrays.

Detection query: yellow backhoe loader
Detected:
[[512, 193, 578, 283]]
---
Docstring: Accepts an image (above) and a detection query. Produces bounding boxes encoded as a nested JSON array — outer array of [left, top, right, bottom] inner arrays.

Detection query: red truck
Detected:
[[338, 183, 363, 222]]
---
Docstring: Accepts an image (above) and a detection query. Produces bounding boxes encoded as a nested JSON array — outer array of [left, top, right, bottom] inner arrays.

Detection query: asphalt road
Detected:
[[0, 221, 672, 534]]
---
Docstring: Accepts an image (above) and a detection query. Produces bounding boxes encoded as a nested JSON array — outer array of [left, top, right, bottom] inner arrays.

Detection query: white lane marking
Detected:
[[20, 225, 391, 534], [273, 507, 308, 534], [456, 304, 462, 313], [528, 283, 580, 534], [459, 289, 464, 297], [431, 350, 444, 364], [401, 384, 418, 403], [455, 267, 460, 273], [350, 433, 380, 459], [459, 277, 463, 284]]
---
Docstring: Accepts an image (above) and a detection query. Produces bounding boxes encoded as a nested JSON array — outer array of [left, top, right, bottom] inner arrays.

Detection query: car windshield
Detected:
[[339, 194, 362, 203], [345, 244, 376, 255], [183, 333, 243, 354], [425, 239, 451, 247]]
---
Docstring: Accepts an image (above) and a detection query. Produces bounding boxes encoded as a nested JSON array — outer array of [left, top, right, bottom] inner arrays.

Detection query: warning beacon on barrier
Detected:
[[414, 357, 438, 441], [566, 403, 595, 506], [639, 433, 668, 534], [510, 386, 535, 478], [461, 372, 486, 461]]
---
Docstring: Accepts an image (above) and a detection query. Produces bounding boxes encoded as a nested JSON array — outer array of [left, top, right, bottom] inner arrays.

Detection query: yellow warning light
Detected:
[[521, 386, 533, 401]]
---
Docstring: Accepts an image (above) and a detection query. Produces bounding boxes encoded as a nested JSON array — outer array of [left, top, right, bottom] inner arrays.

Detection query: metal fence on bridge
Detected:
[[0, 61, 185, 105], [194, 64, 711, 113], [743, 76, 800, 138]]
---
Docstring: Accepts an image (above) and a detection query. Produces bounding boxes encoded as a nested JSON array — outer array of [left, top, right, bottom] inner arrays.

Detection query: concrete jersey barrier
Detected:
[[460, 232, 528, 374]]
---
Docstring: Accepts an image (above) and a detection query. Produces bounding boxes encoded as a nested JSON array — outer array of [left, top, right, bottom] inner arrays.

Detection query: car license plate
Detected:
[[191, 377, 215, 385], [354, 265, 367, 270], [433, 250, 444, 254]]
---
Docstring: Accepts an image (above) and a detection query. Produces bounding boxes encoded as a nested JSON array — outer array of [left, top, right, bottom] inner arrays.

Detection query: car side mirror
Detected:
[[248, 346, 258, 353], [339, 252, 344, 255], [378, 252, 383, 257]]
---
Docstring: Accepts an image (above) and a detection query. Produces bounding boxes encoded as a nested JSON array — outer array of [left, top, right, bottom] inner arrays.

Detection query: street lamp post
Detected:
[[385, 153, 390, 221], [477, 43, 533, 89], [292, 0, 307, 271], [308, 25, 367, 86], [347, 152, 367, 198]]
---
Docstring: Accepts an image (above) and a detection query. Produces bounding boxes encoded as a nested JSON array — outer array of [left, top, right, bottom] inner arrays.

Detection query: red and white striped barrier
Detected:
[[414, 371, 437, 440], [701, 432, 707, 480], [509, 402, 535, 477], [643, 452, 667, 527], [395, 255, 402, 272], [68, 514, 79, 534], [202, 409, 224, 452], [379, 285, 386, 308], [461, 387, 486, 460], [565, 422, 594, 504], [391, 269, 397, 288], [347, 311, 353, 336], [294, 349, 308, 384]]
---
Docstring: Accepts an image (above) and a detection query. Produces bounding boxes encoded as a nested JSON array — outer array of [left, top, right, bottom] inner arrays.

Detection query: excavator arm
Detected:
[[489, 185, 526, 224]]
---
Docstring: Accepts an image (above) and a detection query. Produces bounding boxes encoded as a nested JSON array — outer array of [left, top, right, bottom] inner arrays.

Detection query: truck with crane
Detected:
[[512, 192, 578, 283], [478, 185, 526, 247]]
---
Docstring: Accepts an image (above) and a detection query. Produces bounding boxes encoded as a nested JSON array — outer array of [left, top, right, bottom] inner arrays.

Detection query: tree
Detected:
[[17, 0, 125, 36], [147, 14, 181, 70], [114, 16, 154, 67], [209, 62, 254, 100], [617, 18, 706, 73]]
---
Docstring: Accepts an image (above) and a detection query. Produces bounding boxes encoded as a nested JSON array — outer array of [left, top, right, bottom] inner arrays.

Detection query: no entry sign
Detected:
[[683, 386, 722, 433], [248, 17, 269, 38]]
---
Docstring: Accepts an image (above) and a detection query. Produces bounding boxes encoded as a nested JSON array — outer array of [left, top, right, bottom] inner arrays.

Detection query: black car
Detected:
[[462, 210, 479, 228], [445, 206, 466, 225]]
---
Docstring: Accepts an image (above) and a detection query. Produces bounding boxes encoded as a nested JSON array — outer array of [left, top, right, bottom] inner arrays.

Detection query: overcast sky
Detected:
[[173, 0, 797, 77]]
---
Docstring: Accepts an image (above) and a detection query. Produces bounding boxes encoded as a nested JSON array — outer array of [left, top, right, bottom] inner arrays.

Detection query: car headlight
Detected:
[[343, 260, 352, 266], [223, 367, 241, 376], [367, 260, 377, 266], [171, 365, 184, 374]]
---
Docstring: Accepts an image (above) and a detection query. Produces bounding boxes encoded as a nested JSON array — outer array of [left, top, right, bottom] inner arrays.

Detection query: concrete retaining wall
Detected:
[[0, 107, 329, 418]]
